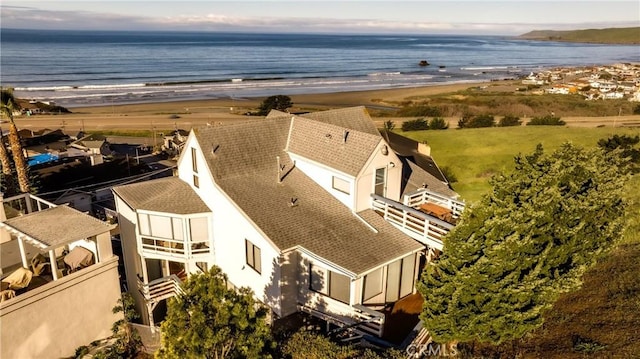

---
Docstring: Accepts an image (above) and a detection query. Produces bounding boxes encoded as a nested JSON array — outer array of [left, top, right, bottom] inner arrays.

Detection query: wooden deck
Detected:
[[382, 292, 424, 345]]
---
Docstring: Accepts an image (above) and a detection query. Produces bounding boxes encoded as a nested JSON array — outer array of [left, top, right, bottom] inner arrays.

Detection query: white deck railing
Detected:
[[138, 275, 184, 309], [298, 302, 385, 338], [403, 189, 465, 218], [372, 194, 453, 250], [2, 193, 56, 217], [140, 237, 211, 259]]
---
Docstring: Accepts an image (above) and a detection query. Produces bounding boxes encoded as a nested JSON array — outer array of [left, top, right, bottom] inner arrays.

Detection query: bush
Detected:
[[458, 114, 495, 128], [633, 104, 640, 115], [498, 115, 522, 127], [401, 118, 429, 131], [397, 104, 442, 117], [527, 115, 565, 126], [429, 117, 449, 130]]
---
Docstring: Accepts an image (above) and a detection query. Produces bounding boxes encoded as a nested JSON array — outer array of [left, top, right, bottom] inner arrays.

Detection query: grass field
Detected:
[[399, 126, 640, 203], [400, 125, 640, 357]]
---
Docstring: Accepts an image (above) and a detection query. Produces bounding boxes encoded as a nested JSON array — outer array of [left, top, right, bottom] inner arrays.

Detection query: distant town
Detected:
[[521, 63, 640, 101]]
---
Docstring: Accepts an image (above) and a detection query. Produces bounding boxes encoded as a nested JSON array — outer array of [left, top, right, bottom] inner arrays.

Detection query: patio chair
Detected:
[[30, 253, 50, 277], [0, 289, 15, 302], [1, 267, 33, 290]]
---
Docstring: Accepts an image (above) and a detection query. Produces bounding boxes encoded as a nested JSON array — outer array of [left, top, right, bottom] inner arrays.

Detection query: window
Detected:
[[138, 213, 184, 240], [374, 167, 386, 196], [363, 267, 384, 302], [310, 264, 351, 304], [193, 174, 199, 188], [332, 176, 350, 194], [245, 239, 262, 274], [191, 147, 198, 173]]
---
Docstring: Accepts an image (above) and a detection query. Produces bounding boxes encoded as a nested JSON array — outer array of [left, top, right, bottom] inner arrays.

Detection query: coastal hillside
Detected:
[[519, 27, 640, 44]]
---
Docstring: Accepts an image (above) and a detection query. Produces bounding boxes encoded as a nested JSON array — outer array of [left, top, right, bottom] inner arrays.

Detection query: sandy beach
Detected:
[[11, 81, 640, 132]]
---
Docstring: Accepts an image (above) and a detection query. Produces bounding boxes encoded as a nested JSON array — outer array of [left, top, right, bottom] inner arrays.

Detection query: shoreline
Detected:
[[12, 81, 498, 133], [12, 79, 640, 132]]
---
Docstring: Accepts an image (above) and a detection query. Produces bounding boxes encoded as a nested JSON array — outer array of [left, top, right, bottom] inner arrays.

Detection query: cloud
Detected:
[[1, 6, 636, 35]]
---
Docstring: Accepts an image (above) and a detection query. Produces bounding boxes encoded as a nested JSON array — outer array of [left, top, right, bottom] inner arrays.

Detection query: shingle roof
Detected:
[[216, 168, 423, 275], [193, 117, 292, 180], [380, 130, 458, 198], [299, 106, 380, 136], [113, 177, 210, 214], [2, 205, 115, 250], [287, 117, 381, 176], [402, 160, 458, 198], [381, 130, 448, 183]]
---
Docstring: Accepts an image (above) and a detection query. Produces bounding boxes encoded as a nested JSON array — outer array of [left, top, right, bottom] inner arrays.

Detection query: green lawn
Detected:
[[399, 126, 640, 203]]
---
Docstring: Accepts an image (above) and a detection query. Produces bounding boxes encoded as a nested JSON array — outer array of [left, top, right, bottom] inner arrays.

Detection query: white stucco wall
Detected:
[[0, 258, 121, 359]]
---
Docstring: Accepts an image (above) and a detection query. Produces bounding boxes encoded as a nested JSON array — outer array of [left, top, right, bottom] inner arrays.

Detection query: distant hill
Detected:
[[518, 27, 640, 44]]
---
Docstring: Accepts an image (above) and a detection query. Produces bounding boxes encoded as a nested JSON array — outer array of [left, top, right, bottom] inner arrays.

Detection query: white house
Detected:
[[112, 106, 463, 338]]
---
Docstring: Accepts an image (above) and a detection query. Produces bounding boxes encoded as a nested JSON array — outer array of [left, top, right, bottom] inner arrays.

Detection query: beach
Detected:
[[13, 80, 640, 133], [12, 82, 486, 132]]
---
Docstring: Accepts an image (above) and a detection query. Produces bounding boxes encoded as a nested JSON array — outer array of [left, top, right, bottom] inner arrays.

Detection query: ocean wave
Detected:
[[460, 66, 519, 71], [368, 72, 402, 76]]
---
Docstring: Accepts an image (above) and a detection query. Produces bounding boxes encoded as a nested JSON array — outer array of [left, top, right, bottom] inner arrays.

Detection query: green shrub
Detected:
[[458, 114, 495, 128], [498, 115, 522, 127], [527, 115, 566, 126], [429, 117, 449, 130], [401, 118, 429, 131], [397, 104, 442, 117]]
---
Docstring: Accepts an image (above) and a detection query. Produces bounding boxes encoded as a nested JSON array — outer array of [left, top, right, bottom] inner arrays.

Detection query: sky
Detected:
[[1, 1, 638, 35]]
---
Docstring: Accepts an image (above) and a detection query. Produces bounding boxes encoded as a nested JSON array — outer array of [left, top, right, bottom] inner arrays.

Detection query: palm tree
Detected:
[[0, 88, 30, 193], [0, 124, 11, 177]]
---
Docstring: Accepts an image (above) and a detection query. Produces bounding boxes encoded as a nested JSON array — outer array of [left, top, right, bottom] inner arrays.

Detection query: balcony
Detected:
[[371, 190, 463, 250], [138, 275, 184, 309], [1, 193, 116, 301], [140, 236, 210, 259]]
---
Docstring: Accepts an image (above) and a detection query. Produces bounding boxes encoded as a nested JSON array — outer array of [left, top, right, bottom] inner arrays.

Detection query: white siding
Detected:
[[355, 142, 403, 212], [297, 251, 357, 318], [289, 153, 355, 210], [178, 135, 283, 315]]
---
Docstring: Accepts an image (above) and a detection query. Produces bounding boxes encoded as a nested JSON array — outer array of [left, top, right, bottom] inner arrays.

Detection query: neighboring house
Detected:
[[54, 189, 94, 213], [0, 193, 121, 359], [112, 106, 464, 339], [69, 135, 112, 165], [162, 129, 190, 157]]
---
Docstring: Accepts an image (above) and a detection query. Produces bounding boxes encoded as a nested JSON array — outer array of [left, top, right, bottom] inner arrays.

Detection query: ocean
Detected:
[[1, 29, 639, 107]]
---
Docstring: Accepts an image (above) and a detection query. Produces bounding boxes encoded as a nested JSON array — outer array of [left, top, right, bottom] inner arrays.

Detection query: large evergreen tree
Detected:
[[419, 143, 629, 344], [156, 266, 272, 359], [257, 95, 293, 115]]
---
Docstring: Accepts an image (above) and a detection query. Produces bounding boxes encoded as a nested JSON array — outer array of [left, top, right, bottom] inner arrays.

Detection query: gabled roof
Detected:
[[287, 116, 380, 176], [216, 168, 423, 275], [402, 160, 458, 198], [193, 117, 292, 180], [381, 130, 448, 183], [299, 106, 380, 136], [1, 205, 115, 250], [189, 110, 423, 275], [113, 177, 210, 214]]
